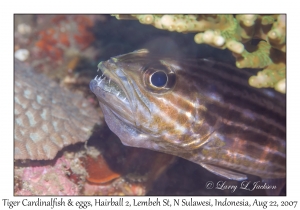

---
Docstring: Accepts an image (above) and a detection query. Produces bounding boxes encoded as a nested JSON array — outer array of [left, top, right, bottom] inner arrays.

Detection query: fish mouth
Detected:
[[89, 60, 135, 125]]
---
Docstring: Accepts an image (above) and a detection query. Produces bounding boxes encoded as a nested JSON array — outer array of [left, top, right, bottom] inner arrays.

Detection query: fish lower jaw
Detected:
[[100, 103, 136, 131]]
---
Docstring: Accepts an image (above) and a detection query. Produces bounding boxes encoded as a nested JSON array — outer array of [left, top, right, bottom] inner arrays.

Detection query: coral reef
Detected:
[[114, 15, 286, 93], [14, 60, 100, 160]]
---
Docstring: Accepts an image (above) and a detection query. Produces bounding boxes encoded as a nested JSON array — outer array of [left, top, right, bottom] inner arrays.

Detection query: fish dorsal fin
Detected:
[[200, 163, 247, 181]]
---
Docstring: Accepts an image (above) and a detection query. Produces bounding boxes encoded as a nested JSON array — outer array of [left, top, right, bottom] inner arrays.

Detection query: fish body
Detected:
[[90, 49, 286, 181]]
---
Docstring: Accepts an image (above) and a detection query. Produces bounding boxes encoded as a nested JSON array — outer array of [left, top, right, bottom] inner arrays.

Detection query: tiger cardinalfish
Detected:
[[90, 49, 286, 184]]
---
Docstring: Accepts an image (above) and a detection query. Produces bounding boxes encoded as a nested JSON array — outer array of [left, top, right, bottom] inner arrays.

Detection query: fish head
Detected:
[[90, 49, 203, 153]]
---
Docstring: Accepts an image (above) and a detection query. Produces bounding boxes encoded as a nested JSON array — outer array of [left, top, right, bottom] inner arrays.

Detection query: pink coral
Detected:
[[15, 156, 79, 195]]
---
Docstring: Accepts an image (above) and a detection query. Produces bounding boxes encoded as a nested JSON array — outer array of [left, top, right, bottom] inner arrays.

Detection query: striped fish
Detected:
[[90, 49, 286, 181]]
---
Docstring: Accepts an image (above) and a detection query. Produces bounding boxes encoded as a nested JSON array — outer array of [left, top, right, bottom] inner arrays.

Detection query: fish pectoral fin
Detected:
[[179, 131, 216, 150], [200, 163, 248, 181]]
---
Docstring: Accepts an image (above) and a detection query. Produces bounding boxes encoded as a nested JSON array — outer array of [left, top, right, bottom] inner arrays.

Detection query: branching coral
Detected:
[[114, 15, 286, 93]]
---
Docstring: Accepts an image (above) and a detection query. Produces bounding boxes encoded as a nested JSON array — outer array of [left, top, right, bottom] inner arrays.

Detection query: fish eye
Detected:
[[150, 71, 168, 87], [142, 62, 176, 94]]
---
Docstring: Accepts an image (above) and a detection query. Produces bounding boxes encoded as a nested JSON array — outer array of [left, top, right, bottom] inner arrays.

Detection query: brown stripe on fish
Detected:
[[197, 134, 285, 174], [197, 126, 286, 178], [168, 59, 285, 139], [166, 85, 285, 146]]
